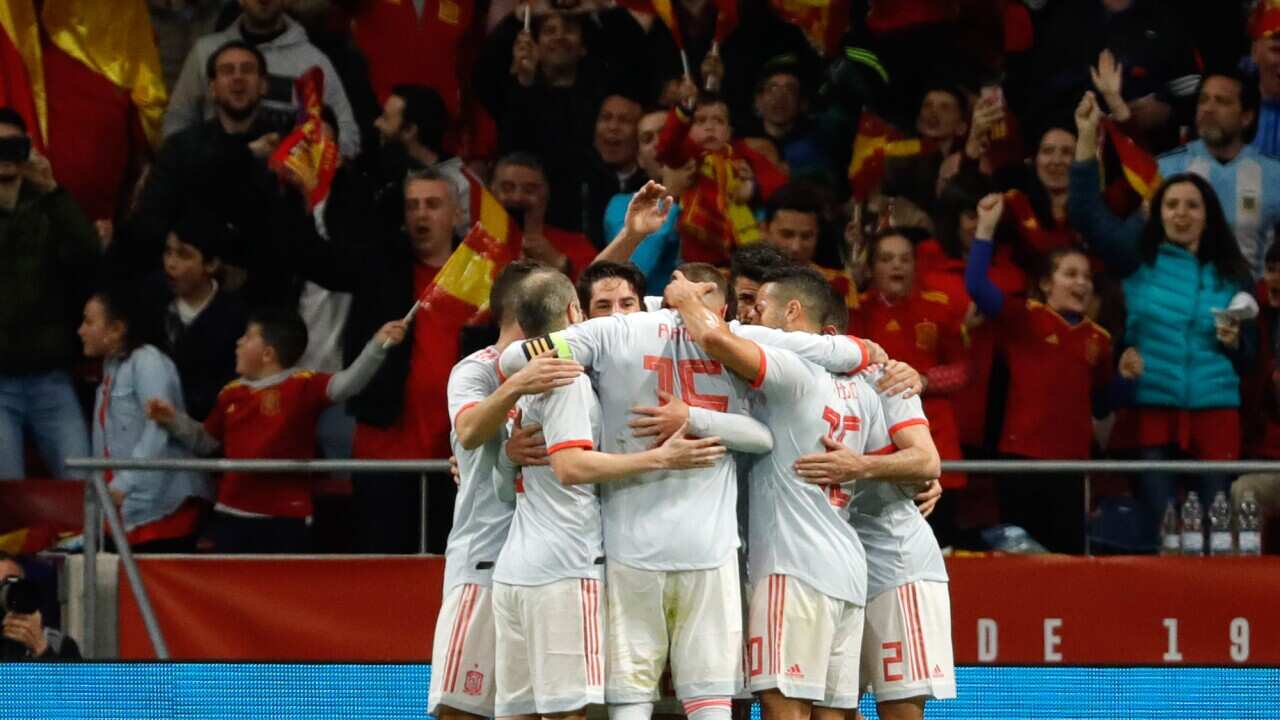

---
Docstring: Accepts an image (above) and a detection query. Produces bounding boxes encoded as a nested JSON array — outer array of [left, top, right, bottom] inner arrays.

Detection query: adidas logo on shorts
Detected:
[[786, 664, 804, 679]]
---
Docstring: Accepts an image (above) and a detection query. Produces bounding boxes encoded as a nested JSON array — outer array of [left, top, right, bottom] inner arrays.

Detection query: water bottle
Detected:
[[1181, 492, 1204, 556], [1209, 491, 1233, 555], [1238, 491, 1262, 556], [1159, 500, 1181, 555]]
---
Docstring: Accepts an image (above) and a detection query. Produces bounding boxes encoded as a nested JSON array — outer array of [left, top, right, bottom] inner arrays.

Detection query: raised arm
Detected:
[[665, 273, 766, 384], [326, 322, 406, 402], [966, 194, 1008, 317], [455, 352, 584, 451], [595, 181, 676, 265]]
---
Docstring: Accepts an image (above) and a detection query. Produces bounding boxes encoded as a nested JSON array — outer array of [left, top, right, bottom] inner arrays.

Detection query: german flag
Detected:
[[848, 112, 924, 201], [416, 170, 523, 325], [1101, 118, 1162, 200]]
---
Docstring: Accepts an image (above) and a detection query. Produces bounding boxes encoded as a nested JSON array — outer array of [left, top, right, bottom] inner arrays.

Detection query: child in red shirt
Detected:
[[149, 307, 406, 553], [656, 87, 786, 266], [966, 193, 1113, 553]]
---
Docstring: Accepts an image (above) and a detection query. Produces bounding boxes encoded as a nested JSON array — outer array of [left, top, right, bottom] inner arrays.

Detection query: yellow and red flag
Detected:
[[416, 170, 524, 324], [1101, 118, 1162, 200], [848, 111, 924, 201], [714, 0, 739, 43], [617, 0, 682, 46], [1251, 0, 1280, 39], [0, 0, 168, 150], [769, 0, 850, 57], [269, 67, 340, 210], [0, 0, 45, 149], [42, 0, 168, 148]]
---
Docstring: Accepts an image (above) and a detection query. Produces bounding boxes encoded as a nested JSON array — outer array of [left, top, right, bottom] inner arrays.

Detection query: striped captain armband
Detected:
[[519, 332, 574, 361]]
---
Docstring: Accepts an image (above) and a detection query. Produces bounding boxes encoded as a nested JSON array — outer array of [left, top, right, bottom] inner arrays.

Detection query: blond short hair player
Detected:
[[429, 261, 586, 720], [491, 269, 733, 720]]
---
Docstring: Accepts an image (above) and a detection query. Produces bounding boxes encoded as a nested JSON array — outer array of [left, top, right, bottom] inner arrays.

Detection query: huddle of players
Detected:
[[430, 238, 956, 720]]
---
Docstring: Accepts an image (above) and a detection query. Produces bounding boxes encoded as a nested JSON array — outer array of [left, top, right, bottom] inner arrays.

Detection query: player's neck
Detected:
[[495, 324, 523, 352]]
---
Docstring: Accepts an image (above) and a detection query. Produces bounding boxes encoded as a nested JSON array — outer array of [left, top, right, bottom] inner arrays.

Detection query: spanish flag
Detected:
[[269, 67, 339, 210], [714, 0, 739, 43], [1101, 118, 1162, 200], [1251, 0, 1280, 39], [617, 0, 682, 46], [0, 526, 53, 555], [0, 0, 167, 149], [417, 170, 524, 324], [0, 0, 45, 148], [769, 0, 850, 56], [848, 111, 924, 201]]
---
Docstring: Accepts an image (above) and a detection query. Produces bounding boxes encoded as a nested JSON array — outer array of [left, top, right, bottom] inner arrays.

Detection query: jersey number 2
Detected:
[[643, 356, 729, 411]]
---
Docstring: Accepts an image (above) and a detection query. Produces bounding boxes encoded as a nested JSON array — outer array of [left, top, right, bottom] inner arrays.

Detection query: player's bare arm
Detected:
[[629, 390, 773, 453], [456, 350, 583, 450], [549, 421, 726, 486], [794, 425, 940, 485], [665, 270, 765, 382]]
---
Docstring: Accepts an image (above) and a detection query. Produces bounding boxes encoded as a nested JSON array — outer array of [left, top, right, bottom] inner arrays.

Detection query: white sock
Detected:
[[609, 703, 655, 720], [682, 697, 732, 720]]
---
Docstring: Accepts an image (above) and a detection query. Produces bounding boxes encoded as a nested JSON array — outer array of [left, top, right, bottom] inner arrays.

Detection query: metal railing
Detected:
[[62, 456, 1280, 659]]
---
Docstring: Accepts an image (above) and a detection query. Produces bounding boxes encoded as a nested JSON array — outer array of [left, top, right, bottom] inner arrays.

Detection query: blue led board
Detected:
[[1, 664, 1277, 719]]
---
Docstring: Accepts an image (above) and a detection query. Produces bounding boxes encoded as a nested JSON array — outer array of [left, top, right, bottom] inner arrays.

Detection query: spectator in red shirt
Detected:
[[918, 181, 1028, 457], [1236, 240, 1280, 533], [491, 152, 599, 282], [967, 193, 1114, 553], [273, 167, 467, 553], [850, 229, 968, 491], [149, 307, 406, 553]]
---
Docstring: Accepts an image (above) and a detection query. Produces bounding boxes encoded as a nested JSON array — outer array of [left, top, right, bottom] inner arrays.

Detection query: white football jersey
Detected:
[[850, 368, 949, 599], [493, 374, 605, 587], [445, 346, 517, 593], [748, 346, 891, 606], [498, 311, 868, 571]]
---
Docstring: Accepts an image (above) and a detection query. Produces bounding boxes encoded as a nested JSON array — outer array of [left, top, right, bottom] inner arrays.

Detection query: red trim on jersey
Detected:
[[868, 444, 896, 455], [452, 401, 480, 428], [888, 417, 930, 436], [495, 362, 508, 383], [686, 696, 737, 712], [445, 584, 479, 692], [750, 341, 768, 389], [547, 439, 594, 455], [850, 335, 872, 375], [907, 583, 929, 681]]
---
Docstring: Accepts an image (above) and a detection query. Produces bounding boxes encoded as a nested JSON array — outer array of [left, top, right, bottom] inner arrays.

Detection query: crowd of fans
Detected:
[[4, 0, 1280, 557]]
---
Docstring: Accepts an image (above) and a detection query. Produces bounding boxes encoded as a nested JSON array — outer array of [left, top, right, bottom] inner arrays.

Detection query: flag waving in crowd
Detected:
[[413, 170, 524, 326], [848, 111, 926, 201], [269, 68, 340, 211]]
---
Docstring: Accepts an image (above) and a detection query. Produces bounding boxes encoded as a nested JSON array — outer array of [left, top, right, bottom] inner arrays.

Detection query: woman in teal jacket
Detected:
[[1069, 94, 1255, 549]]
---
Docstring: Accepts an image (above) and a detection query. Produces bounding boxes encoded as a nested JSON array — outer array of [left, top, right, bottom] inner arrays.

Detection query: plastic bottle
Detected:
[[1237, 491, 1262, 556], [1181, 492, 1204, 556], [1159, 500, 1180, 555], [1208, 491, 1233, 555]]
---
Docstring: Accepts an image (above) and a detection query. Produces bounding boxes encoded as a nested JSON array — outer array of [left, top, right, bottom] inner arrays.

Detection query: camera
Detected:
[[0, 135, 31, 164], [1, 576, 39, 615]]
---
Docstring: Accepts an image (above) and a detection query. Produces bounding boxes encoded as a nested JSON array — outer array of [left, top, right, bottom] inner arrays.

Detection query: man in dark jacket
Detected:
[[0, 108, 98, 481], [126, 39, 292, 308], [275, 167, 463, 554]]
